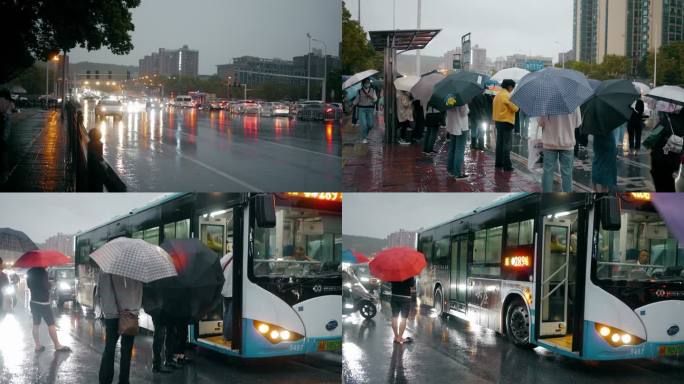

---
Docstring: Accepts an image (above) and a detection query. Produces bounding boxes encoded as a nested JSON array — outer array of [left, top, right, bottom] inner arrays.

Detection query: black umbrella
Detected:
[[580, 79, 640, 136], [151, 239, 225, 321], [429, 71, 488, 112], [0, 228, 39, 254]]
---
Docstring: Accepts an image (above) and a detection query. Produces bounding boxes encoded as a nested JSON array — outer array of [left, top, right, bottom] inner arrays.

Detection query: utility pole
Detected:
[[312, 37, 327, 102], [307, 33, 312, 100]]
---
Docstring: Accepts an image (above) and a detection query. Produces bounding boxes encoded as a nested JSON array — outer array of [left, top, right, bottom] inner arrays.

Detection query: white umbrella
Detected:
[[633, 82, 650, 95], [394, 75, 420, 92], [342, 69, 379, 90], [90, 237, 178, 283], [492, 67, 531, 83], [646, 85, 684, 106]]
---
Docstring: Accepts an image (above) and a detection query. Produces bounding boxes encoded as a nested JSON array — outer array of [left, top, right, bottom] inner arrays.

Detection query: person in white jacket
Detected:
[[446, 104, 470, 179], [220, 252, 233, 341], [538, 107, 582, 192]]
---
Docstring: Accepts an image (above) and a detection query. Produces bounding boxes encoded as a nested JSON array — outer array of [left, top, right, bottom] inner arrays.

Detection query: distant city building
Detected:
[[41, 232, 74, 257], [470, 45, 489, 73], [442, 47, 462, 70], [386, 229, 418, 249], [558, 49, 576, 66], [573, 0, 684, 73], [139, 45, 199, 78]]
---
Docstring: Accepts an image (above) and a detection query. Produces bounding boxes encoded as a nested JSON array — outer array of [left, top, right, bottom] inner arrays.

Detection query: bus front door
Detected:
[[539, 218, 571, 339], [449, 234, 468, 312]]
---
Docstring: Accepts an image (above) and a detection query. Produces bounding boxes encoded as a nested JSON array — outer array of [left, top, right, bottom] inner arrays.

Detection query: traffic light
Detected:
[[108, 71, 112, 79], [95, 70, 99, 79], [86, 70, 90, 79]]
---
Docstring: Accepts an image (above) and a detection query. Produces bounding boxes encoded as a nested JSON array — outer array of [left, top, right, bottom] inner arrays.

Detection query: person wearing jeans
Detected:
[[446, 104, 470, 178], [492, 80, 519, 171], [538, 108, 583, 192], [100, 318, 135, 384], [423, 107, 444, 154], [353, 79, 377, 144]]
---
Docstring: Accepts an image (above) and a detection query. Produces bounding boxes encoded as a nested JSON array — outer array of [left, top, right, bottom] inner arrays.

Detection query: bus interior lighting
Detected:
[[209, 209, 230, 217]]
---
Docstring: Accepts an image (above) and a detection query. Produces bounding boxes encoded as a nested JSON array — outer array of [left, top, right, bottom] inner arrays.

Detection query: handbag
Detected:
[[642, 125, 665, 150], [110, 275, 139, 336]]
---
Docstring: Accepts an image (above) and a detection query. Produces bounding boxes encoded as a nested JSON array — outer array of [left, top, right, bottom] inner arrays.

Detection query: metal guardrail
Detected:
[[66, 102, 127, 192]]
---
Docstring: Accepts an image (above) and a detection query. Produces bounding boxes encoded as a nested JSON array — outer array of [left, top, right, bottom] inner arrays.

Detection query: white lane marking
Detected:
[[174, 151, 263, 191]]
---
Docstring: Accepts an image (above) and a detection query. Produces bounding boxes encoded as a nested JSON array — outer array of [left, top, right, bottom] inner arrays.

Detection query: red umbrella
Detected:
[[369, 247, 426, 282], [352, 251, 370, 264], [14, 249, 71, 268]]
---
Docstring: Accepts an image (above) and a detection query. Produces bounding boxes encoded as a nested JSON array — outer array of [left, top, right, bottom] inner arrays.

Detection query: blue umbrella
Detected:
[[510, 68, 594, 117], [342, 249, 369, 264]]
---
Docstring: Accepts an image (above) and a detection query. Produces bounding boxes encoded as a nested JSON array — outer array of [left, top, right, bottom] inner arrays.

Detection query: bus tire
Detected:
[[505, 298, 534, 349], [434, 287, 445, 317]]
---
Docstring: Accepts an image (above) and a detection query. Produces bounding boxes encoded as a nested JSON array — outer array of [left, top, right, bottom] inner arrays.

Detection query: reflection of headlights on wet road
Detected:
[[58, 281, 71, 291], [253, 320, 303, 344], [3, 286, 15, 295]]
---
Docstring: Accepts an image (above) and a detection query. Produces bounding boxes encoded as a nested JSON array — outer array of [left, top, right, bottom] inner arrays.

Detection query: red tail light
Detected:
[[326, 108, 333, 113]]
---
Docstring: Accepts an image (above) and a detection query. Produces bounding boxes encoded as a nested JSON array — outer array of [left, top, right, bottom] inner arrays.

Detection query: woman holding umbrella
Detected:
[[353, 78, 378, 144], [14, 249, 73, 353]]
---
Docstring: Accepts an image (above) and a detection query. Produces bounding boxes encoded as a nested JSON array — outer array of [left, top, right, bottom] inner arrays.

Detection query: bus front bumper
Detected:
[[583, 321, 684, 360]]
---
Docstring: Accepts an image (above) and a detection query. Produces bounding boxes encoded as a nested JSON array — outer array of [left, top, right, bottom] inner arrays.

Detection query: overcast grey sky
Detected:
[[347, 0, 572, 62], [0, 194, 168, 243], [343, 193, 510, 239], [69, 0, 341, 74]]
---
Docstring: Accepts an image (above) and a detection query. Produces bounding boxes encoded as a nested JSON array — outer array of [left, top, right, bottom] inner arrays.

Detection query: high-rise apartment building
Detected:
[[139, 45, 199, 77]]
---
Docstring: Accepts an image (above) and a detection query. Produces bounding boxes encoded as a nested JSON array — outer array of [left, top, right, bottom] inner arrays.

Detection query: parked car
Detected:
[[48, 266, 77, 308], [95, 99, 125, 120], [349, 263, 380, 293], [260, 102, 290, 117], [297, 101, 326, 121]]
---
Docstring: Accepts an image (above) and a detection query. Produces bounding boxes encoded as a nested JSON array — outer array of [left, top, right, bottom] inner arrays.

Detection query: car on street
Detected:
[[48, 266, 77, 308], [348, 263, 380, 293], [242, 101, 260, 115], [208, 98, 228, 110], [260, 102, 290, 117], [297, 101, 341, 121], [95, 99, 125, 120], [173, 95, 195, 108]]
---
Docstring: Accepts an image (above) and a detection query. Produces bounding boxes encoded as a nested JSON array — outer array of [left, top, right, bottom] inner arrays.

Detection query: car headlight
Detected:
[[253, 320, 303, 344], [58, 281, 71, 291], [594, 323, 645, 346]]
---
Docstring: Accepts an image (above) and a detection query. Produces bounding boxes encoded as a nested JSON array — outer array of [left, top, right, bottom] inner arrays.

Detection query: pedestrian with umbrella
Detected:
[[411, 71, 446, 154], [14, 249, 72, 353], [493, 79, 519, 171], [90, 237, 178, 384], [627, 98, 646, 156], [468, 91, 492, 150], [369, 247, 426, 345], [580, 79, 640, 191], [396, 88, 414, 145], [537, 108, 582, 192], [645, 86, 684, 191], [353, 78, 379, 144], [445, 103, 470, 179]]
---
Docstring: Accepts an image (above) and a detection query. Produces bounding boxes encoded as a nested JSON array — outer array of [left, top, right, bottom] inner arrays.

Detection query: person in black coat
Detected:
[[650, 110, 684, 191], [412, 99, 425, 142], [468, 92, 492, 150], [628, 99, 646, 155], [422, 106, 445, 155]]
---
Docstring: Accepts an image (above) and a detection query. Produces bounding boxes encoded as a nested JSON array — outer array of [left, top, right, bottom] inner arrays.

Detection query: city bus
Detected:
[[74, 192, 342, 358], [416, 193, 684, 360]]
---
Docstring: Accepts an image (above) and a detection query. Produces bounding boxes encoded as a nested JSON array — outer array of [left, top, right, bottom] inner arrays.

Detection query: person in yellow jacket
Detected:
[[492, 79, 519, 171]]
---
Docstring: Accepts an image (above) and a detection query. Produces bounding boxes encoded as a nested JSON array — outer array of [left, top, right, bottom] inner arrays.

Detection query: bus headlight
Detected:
[[58, 281, 71, 291], [594, 323, 644, 347], [252, 320, 304, 344]]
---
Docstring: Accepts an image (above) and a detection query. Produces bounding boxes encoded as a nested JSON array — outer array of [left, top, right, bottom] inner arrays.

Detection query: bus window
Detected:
[[486, 226, 503, 264], [471, 227, 502, 276], [473, 230, 486, 264], [596, 209, 684, 282], [420, 237, 434, 263], [132, 231, 143, 240], [164, 219, 191, 240], [252, 206, 341, 278], [143, 227, 160, 245], [507, 222, 520, 247], [435, 238, 450, 266], [507, 219, 534, 247]]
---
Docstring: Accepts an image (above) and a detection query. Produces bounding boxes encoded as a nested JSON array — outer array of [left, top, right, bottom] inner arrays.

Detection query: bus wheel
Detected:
[[358, 300, 377, 319], [434, 287, 445, 317], [506, 298, 534, 348]]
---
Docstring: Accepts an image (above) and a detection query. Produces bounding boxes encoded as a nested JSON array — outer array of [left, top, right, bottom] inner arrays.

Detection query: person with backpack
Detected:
[[353, 78, 378, 144]]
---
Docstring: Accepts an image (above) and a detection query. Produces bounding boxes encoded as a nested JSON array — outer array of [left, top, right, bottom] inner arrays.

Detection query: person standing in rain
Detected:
[[492, 79, 519, 171], [468, 92, 490, 150], [142, 283, 172, 373], [390, 277, 415, 344], [422, 106, 445, 155], [591, 131, 618, 192], [221, 251, 234, 342], [628, 99, 646, 156], [98, 272, 142, 384], [396, 90, 414, 145], [446, 103, 470, 179], [353, 78, 377, 144], [26, 267, 71, 353], [650, 110, 684, 191], [538, 107, 582, 192]]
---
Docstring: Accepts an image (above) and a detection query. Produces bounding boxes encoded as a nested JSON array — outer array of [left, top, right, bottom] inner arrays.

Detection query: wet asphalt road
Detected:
[[0, 281, 340, 384], [81, 102, 341, 191], [342, 297, 684, 384]]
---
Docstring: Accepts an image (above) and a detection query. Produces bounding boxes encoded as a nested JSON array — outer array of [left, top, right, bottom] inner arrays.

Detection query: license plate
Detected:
[[317, 339, 342, 352], [658, 344, 684, 356]]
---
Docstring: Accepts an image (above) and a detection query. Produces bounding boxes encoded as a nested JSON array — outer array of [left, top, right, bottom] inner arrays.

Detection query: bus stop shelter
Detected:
[[368, 29, 440, 144]]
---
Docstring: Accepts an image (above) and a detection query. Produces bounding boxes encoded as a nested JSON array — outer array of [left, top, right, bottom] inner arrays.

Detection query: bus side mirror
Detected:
[[600, 195, 621, 231], [255, 194, 276, 228]]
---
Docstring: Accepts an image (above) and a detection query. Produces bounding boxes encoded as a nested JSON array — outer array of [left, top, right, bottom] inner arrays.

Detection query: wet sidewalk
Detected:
[[342, 114, 655, 192], [0, 109, 74, 191]]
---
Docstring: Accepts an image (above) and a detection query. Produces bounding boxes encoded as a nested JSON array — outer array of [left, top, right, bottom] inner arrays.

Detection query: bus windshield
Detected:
[[252, 205, 341, 278], [595, 207, 684, 283]]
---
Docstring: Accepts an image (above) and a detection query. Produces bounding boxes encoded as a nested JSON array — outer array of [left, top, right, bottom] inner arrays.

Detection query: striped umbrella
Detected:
[[89, 237, 177, 283], [510, 67, 594, 117]]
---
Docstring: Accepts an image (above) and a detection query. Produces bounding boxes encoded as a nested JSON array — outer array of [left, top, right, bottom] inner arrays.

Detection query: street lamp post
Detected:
[[46, 54, 59, 102], [311, 37, 328, 102], [306, 33, 312, 100]]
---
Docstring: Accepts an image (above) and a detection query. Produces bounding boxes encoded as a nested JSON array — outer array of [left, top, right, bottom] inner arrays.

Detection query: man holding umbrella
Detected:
[[492, 79, 519, 171], [354, 78, 378, 144], [538, 108, 582, 192]]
